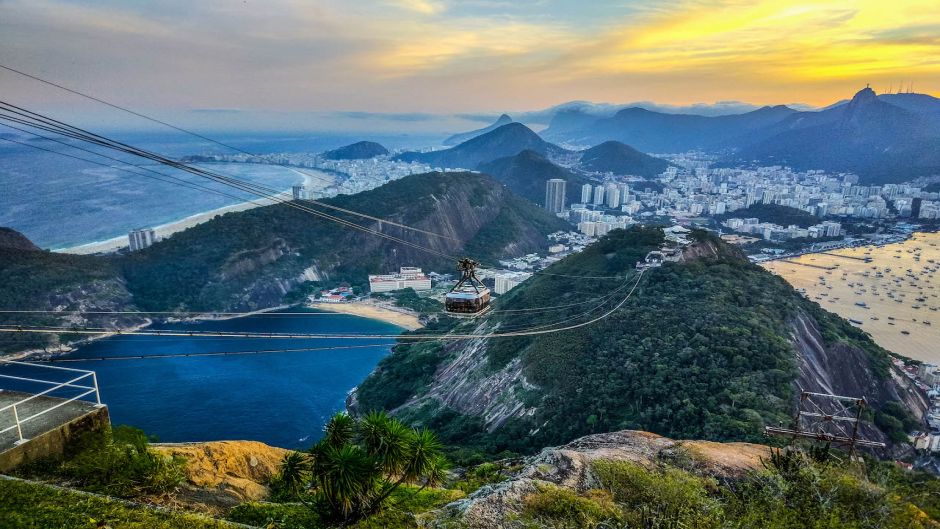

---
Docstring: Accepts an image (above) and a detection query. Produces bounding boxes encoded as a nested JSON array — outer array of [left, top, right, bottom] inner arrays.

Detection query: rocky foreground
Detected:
[[428, 430, 770, 528]]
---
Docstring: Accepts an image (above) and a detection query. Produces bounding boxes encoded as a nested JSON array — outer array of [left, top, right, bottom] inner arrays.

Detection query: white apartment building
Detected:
[[368, 267, 432, 293]]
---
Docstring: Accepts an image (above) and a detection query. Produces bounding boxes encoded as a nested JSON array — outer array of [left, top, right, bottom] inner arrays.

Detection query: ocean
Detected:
[[0, 130, 444, 250], [2, 309, 400, 449]]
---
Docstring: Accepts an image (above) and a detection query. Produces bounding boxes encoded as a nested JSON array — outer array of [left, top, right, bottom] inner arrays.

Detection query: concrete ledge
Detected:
[[0, 404, 109, 473]]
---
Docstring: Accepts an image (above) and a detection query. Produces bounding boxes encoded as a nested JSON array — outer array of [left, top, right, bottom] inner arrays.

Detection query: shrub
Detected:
[[60, 425, 185, 497], [523, 484, 620, 528], [592, 460, 722, 529]]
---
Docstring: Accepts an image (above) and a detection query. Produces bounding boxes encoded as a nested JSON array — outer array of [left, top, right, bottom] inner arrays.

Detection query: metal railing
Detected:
[[0, 360, 101, 446]]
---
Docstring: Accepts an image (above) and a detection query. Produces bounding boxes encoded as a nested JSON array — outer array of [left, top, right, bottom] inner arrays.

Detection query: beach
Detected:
[[56, 165, 337, 255], [307, 300, 424, 331], [763, 231, 940, 363]]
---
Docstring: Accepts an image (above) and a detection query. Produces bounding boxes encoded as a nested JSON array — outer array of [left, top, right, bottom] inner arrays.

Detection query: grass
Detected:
[[0, 478, 240, 529]]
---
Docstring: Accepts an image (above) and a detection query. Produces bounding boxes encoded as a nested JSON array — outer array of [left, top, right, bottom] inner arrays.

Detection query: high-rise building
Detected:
[[128, 228, 157, 252], [581, 183, 593, 204], [292, 184, 307, 200], [544, 179, 567, 213], [494, 271, 532, 294], [592, 185, 605, 206], [911, 197, 923, 219], [606, 186, 621, 208]]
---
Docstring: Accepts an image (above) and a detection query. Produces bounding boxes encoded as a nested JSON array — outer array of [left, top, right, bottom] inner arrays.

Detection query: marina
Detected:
[[764, 231, 940, 363]]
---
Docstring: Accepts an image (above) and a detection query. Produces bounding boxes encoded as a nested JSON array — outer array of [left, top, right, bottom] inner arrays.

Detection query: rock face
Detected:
[[152, 441, 289, 514], [432, 430, 769, 529]]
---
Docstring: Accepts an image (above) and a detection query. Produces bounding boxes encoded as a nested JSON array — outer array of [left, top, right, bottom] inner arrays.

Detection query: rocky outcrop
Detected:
[[152, 441, 289, 514], [791, 310, 928, 453], [390, 322, 536, 430], [431, 430, 769, 529]]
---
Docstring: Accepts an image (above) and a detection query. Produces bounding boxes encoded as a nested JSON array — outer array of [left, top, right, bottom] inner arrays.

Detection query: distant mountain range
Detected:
[[399, 123, 673, 202], [443, 114, 513, 146], [396, 122, 569, 169], [543, 105, 798, 151], [536, 88, 940, 183], [321, 141, 389, 160]]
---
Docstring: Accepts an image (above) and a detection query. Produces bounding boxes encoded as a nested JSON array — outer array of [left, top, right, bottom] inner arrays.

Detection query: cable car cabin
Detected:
[[445, 257, 491, 316], [445, 284, 491, 315]]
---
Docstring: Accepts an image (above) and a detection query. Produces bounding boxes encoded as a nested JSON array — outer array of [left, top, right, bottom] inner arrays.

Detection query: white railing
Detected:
[[0, 360, 101, 446]]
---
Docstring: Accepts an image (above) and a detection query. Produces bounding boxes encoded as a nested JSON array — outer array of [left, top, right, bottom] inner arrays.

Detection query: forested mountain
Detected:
[[443, 114, 513, 146], [354, 228, 926, 457], [577, 140, 671, 177], [395, 123, 569, 170], [321, 141, 389, 160], [479, 150, 591, 206], [737, 88, 940, 183], [0, 172, 568, 353], [0, 227, 38, 251]]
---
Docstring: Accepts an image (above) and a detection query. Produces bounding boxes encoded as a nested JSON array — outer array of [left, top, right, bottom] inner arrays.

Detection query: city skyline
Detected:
[[1, 0, 938, 128]]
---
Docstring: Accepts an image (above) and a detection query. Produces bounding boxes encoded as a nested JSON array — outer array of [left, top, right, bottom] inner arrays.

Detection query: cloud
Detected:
[[1, 0, 938, 116]]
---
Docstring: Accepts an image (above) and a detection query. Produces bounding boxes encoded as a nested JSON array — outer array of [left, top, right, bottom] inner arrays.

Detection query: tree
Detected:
[[285, 411, 448, 524]]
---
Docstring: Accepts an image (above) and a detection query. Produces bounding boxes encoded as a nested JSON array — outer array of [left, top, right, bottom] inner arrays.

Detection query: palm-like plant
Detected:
[[322, 412, 355, 449], [276, 451, 311, 500], [313, 444, 379, 519], [307, 411, 446, 523], [360, 411, 410, 476]]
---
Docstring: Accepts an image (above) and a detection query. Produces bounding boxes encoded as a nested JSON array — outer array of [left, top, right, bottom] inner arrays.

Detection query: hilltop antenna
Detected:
[[765, 390, 885, 457]]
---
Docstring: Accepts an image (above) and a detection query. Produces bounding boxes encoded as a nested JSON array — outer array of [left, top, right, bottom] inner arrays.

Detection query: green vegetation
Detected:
[[578, 140, 672, 177], [359, 227, 901, 457], [716, 203, 821, 228], [0, 478, 234, 529], [0, 246, 124, 353], [519, 450, 936, 529], [0, 171, 566, 352], [268, 411, 448, 525], [372, 288, 442, 314], [229, 486, 463, 529], [13, 426, 185, 498]]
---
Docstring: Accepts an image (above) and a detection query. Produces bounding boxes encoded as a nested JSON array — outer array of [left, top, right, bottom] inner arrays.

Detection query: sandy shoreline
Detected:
[[307, 301, 424, 331], [55, 165, 337, 255]]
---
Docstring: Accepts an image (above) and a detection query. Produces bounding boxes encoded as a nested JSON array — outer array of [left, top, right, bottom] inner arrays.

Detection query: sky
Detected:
[[1, 0, 939, 130]]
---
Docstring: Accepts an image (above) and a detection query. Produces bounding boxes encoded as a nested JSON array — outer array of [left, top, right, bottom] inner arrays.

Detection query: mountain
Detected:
[[353, 228, 926, 456], [738, 88, 940, 183], [577, 141, 671, 177], [321, 141, 389, 160], [547, 105, 798, 152], [880, 92, 940, 122], [479, 150, 591, 206], [0, 227, 39, 251], [443, 114, 513, 146], [0, 172, 568, 353], [395, 123, 569, 170]]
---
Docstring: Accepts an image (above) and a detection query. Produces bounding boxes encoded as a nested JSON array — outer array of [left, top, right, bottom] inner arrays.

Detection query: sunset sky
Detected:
[[2, 0, 939, 123]]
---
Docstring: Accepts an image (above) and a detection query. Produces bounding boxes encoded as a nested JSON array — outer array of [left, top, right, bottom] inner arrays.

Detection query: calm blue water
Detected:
[[3, 310, 400, 448], [0, 130, 444, 250]]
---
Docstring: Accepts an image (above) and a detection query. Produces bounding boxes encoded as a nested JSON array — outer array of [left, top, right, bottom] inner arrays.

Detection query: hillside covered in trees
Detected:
[[0, 171, 568, 353], [354, 228, 925, 459]]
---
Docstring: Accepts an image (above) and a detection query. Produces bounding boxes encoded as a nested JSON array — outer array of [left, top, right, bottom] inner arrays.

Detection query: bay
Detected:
[[41, 309, 399, 449]]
